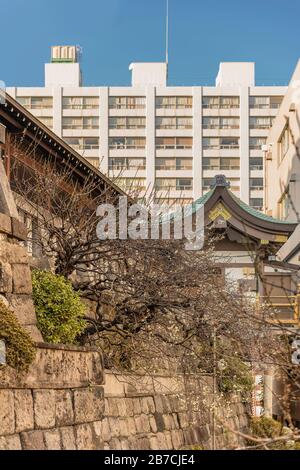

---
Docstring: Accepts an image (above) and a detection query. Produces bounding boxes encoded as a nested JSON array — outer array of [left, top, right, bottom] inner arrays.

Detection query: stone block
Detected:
[[171, 429, 184, 449], [164, 431, 173, 449], [149, 436, 159, 450], [0, 434, 22, 450], [0, 213, 11, 235], [6, 294, 37, 326], [60, 426, 76, 450], [118, 418, 130, 437], [125, 398, 135, 417], [140, 396, 155, 414], [14, 389, 34, 433], [133, 414, 148, 434], [33, 390, 56, 429], [12, 264, 32, 294], [11, 217, 27, 241], [75, 423, 103, 450], [116, 398, 127, 417], [109, 438, 121, 450], [0, 242, 28, 264], [101, 419, 111, 442], [55, 390, 74, 427], [0, 390, 15, 435], [44, 429, 62, 450], [127, 416, 136, 435], [109, 417, 121, 438], [0, 261, 12, 294], [21, 430, 46, 450], [74, 387, 104, 424], [149, 415, 158, 433], [120, 439, 130, 450]]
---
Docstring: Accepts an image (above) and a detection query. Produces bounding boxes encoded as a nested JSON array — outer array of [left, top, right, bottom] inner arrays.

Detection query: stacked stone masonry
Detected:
[[0, 211, 42, 342]]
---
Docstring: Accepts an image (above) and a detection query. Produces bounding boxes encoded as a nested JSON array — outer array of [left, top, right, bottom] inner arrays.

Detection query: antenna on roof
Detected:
[[166, 0, 169, 82]]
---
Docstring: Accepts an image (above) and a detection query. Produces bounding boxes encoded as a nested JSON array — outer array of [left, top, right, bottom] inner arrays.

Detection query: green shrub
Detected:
[[250, 416, 282, 440], [0, 300, 36, 372], [248, 417, 300, 450], [32, 270, 86, 344]]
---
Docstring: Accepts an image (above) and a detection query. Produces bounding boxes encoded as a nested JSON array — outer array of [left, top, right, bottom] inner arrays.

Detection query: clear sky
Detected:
[[1, 0, 300, 87]]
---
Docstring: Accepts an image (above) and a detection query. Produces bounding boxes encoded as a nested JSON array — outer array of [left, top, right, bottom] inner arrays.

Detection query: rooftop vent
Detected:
[[51, 46, 80, 64]]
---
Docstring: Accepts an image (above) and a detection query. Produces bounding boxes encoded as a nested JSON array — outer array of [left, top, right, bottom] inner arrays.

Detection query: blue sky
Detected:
[[1, 0, 300, 87]]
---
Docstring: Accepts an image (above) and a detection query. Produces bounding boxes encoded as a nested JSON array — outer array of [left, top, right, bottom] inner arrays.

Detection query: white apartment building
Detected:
[[7, 46, 287, 209], [265, 59, 300, 265]]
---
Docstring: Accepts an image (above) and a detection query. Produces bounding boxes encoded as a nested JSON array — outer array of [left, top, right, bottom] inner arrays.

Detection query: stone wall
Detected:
[[102, 371, 249, 450], [0, 344, 105, 450]]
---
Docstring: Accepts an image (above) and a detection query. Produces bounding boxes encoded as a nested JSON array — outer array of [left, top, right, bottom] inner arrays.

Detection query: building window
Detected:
[[116, 178, 146, 191], [202, 157, 240, 170], [155, 96, 193, 109], [250, 178, 264, 190], [202, 117, 239, 129], [155, 158, 193, 170], [156, 117, 193, 129], [202, 96, 239, 109], [65, 137, 99, 150], [109, 137, 146, 149], [62, 96, 99, 109], [156, 137, 193, 149], [109, 96, 146, 109], [249, 157, 263, 170], [249, 96, 283, 109], [62, 117, 99, 129], [278, 189, 291, 220], [250, 198, 263, 211], [155, 178, 193, 191], [17, 96, 53, 109], [109, 117, 146, 129], [249, 117, 274, 129], [38, 117, 53, 129], [109, 157, 146, 171], [203, 137, 239, 149], [249, 137, 267, 150], [278, 124, 290, 162]]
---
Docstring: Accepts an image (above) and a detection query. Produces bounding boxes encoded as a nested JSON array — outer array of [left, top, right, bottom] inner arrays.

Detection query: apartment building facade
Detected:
[[265, 59, 300, 265], [6, 46, 287, 209]]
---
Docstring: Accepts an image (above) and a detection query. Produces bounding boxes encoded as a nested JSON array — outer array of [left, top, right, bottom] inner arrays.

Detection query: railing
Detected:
[[202, 104, 239, 109], [109, 144, 146, 149], [63, 105, 99, 110], [156, 125, 193, 129], [202, 125, 239, 129], [109, 165, 146, 171], [249, 103, 281, 109], [259, 295, 300, 325], [63, 124, 99, 129], [250, 186, 264, 190], [203, 165, 240, 170], [156, 144, 192, 150], [156, 104, 193, 109], [109, 125, 146, 129], [250, 165, 263, 170], [156, 165, 193, 171], [203, 144, 239, 150], [109, 104, 145, 109], [249, 124, 272, 129]]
